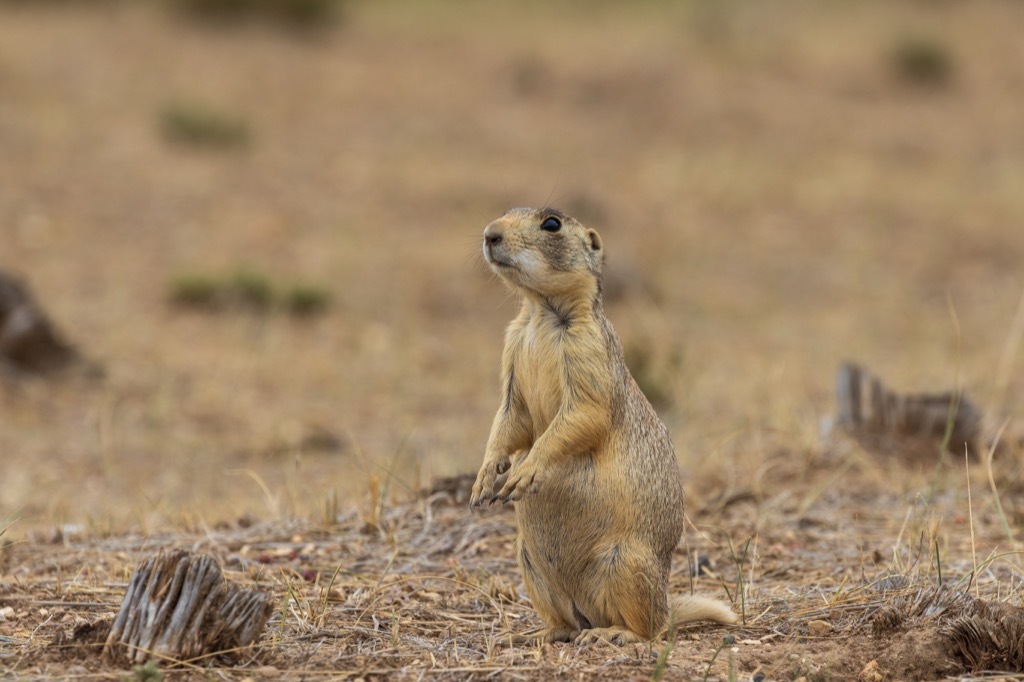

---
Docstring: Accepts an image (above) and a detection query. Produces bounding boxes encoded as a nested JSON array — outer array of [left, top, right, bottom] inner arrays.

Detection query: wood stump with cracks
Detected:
[[103, 550, 275, 666], [833, 361, 985, 458], [0, 270, 80, 374]]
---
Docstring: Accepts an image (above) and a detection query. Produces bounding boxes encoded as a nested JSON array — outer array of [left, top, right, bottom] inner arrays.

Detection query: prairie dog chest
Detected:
[[511, 310, 570, 434]]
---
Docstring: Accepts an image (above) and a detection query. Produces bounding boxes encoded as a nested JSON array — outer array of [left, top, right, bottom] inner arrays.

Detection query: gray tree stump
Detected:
[[834, 361, 984, 457], [872, 584, 1024, 673], [103, 550, 274, 665], [0, 270, 79, 374]]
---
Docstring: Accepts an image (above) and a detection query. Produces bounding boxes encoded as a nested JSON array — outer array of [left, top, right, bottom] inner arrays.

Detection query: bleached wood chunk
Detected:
[[103, 550, 274, 665]]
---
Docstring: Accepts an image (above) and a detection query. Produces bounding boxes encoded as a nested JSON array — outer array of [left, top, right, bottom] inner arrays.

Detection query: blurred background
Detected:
[[1, 0, 1022, 537]]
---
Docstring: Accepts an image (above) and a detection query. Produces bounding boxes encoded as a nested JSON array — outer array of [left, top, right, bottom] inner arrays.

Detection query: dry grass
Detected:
[[2, 0, 1024, 678], [3, 455, 1024, 679]]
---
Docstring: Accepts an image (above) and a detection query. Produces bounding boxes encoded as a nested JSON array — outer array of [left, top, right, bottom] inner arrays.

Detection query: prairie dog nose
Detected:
[[483, 226, 503, 246]]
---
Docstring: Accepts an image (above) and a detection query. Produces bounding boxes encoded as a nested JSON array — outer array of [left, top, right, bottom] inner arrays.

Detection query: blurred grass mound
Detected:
[[160, 103, 250, 150], [171, 0, 344, 29], [624, 342, 681, 413], [284, 284, 332, 317], [170, 268, 332, 317], [890, 34, 954, 87]]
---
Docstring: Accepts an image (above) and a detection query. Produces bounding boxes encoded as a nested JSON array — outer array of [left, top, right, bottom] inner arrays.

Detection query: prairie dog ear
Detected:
[[585, 229, 603, 271]]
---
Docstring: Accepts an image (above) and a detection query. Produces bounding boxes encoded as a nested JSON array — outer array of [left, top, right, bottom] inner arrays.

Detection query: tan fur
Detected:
[[470, 207, 737, 646]]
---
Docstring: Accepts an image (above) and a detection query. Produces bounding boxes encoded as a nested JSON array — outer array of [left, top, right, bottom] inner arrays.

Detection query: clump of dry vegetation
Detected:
[[169, 269, 332, 316], [160, 103, 251, 150], [890, 34, 954, 87], [624, 341, 683, 413], [171, 0, 344, 30], [4, 455, 1024, 680]]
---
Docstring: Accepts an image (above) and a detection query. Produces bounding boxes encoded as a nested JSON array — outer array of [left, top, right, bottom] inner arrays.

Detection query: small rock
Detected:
[[0, 606, 14, 620], [808, 619, 833, 636], [859, 659, 884, 682], [690, 553, 712, 577]]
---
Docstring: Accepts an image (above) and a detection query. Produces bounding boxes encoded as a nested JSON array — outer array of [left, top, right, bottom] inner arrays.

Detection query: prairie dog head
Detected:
[[482, 208, 604, 298]]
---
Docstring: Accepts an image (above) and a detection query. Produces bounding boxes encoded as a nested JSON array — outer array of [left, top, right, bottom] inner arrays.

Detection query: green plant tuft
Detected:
[[624, 343, 681, 411], [168, 268, 332, 317], [285, 284, 332, 317], [890, 35, 953, 87], [702, 635, 737, 682], [129, 659, 162, 682], [169, 274, 223, 309], [160, 103, 250, 149], [230, 268, 275, 311], [173, 0, 344, 30], [651, 633, 675, 682]]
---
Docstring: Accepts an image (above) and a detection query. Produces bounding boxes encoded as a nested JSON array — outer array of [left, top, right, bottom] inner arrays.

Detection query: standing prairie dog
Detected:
[[470, 207, 737, 645]]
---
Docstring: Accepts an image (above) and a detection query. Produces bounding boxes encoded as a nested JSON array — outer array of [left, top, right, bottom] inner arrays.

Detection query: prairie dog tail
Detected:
[[670, 594, 739, 626]]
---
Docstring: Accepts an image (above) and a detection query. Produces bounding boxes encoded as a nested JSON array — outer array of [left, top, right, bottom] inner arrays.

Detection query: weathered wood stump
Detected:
[[834, 361, 984, 458], [102, 550, 274, 665], [872, 584, 1024, 673], [0, 270, 79, 374]]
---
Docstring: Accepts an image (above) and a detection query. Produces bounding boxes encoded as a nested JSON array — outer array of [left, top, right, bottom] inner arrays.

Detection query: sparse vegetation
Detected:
[[172, 0, 344, 30], [168, 273, 221, 309], [9, 477, 1024, 679], [624, 342, 681, 412], [890, 34, 954, 87], [160, 103, 250, 149], [169, 269, 332, 316], [230, 268, 274, 311], [130, 660, 162, 682], [702, 634, 737, 682], [284, 283, 332, 317]]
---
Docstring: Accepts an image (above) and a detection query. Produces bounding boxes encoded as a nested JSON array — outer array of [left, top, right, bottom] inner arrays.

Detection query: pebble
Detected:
[[859, 659, 884, 682], [807, 619, 833, 636]]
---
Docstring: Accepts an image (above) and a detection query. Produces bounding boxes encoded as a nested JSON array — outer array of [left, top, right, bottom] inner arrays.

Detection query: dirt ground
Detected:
[[2, 1, 1024, 679], [3, 471, 1024, 680]]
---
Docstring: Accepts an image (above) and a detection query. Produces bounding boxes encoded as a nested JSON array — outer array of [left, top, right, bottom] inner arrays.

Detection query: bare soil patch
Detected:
[[4, 452, 1024, 680]]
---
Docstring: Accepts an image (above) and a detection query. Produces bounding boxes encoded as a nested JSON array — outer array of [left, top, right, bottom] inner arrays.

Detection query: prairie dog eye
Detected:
[[540, 216, 562, 232]]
